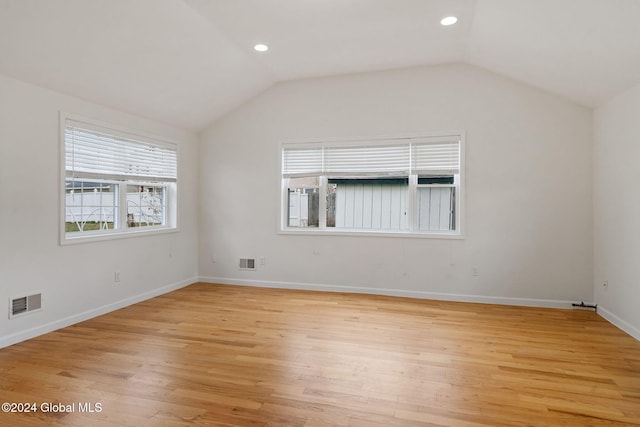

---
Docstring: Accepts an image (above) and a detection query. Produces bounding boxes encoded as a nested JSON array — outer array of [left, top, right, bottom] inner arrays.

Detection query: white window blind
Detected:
[[282, 136, 460, 177], [411, 136, 460, 175], [65, 120, 177, 182], [282, 146, 323, 177], [324, 143, 410, 176]]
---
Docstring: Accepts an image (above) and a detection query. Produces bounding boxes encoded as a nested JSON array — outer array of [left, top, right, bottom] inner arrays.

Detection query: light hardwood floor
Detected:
[[1, 283, 639, 426]]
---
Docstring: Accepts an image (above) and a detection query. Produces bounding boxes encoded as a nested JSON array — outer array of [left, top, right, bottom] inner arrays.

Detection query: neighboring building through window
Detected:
[[61, 114, 177, 243], [280, 133, 463, 237]]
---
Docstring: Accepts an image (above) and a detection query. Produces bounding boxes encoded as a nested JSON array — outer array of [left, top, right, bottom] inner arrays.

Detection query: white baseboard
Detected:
[[198, 276, 577, 309], [9, 277, 631, 350], [597, 305, 640, 341], [0, 277, 198, 349]]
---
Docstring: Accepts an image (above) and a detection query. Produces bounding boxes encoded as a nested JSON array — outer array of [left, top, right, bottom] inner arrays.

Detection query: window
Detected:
[[280, 133, 463, 237], [61, 114, 177, 242]]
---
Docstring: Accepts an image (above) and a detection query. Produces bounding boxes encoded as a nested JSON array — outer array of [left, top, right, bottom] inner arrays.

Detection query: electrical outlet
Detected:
[[260, 256, 266, 266], [114, 271, 121, 283], [472, 266, 480, 276]]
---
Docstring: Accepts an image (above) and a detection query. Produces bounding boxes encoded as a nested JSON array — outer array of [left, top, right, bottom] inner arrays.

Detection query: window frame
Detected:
[[59, 112, 179, 245], [278, 132, 465, 239]]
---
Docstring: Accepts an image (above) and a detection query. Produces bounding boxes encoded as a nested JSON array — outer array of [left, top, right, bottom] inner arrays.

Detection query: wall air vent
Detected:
[[239, 258, 256, 271], [9, 293, 42, 318]]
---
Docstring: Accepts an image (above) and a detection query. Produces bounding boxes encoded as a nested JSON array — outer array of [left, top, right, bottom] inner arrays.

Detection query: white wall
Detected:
[[199, 63, 593, 306], [0, 74, 199, 347], [594, 83, 640, 339]]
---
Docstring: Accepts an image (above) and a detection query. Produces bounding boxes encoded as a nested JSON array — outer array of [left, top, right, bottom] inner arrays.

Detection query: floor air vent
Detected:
[[239, 258, 256, 271], [9, 293, 42, 318]]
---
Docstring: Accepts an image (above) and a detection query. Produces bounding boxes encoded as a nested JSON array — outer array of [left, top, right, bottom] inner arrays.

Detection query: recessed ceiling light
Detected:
[[440, 16, 458, 26], [254, 44, 269, 52]]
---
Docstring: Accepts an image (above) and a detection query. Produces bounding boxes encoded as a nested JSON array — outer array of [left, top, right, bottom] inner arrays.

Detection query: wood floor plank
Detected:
[[1, 282, 639, 426]]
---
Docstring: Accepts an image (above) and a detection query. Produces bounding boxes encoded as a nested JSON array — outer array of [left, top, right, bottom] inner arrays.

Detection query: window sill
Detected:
[[60, 226, 178, 246], [278, 228, 464, 239]]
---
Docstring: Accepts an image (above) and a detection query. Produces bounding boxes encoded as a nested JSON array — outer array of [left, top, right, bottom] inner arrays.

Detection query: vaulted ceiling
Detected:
[[1, 0, 638, 131]]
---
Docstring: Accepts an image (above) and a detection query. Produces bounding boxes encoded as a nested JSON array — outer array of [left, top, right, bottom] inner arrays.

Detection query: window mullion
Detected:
[[162, 186, 167, 226], [408, 174, 417, 231], [281, 178, 290, 229], [119, 182, 127, 230], [319, 176, 327, 229]]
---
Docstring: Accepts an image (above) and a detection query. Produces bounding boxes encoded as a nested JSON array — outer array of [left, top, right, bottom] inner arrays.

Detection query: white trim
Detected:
[[198, 276, 577, 309], [61, 111, 181, 148], [597, 305, 640, 341], [278, 131, 465, 239], [60, 225, 179, 246], [278, 130, 465, 146], [59, 111, 181, 245], [0, 278, 197, 349], [59, 111, 68, 245], [6, 279, 634, 349], [277, 228, 465, 239]]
